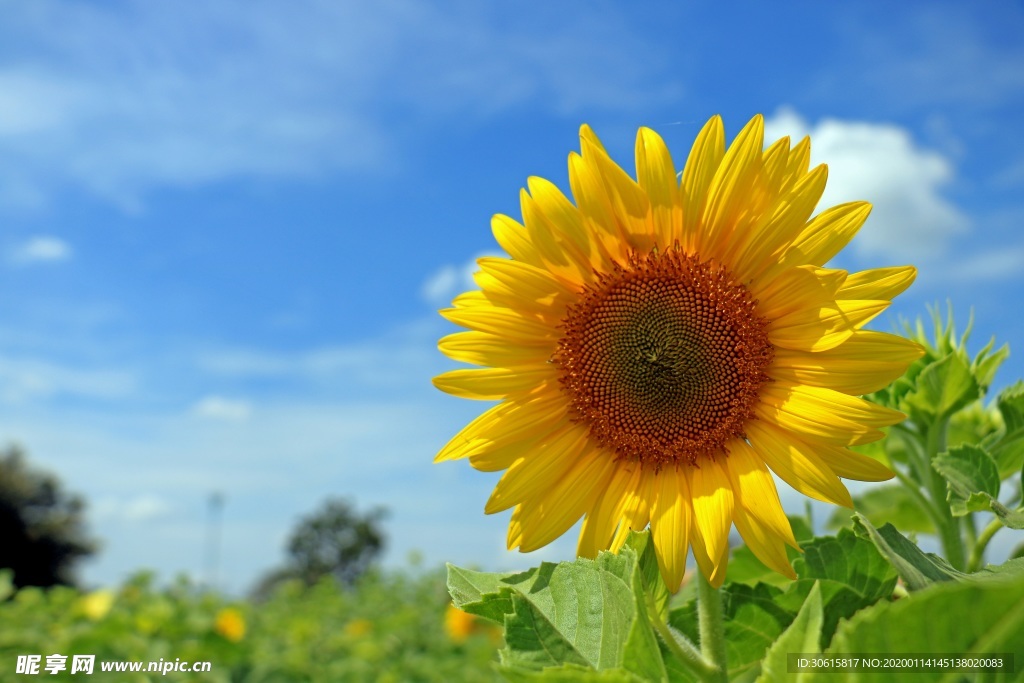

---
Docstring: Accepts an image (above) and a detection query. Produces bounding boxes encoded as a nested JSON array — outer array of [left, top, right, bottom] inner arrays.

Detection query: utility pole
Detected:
[[205, 492, 225, 591]]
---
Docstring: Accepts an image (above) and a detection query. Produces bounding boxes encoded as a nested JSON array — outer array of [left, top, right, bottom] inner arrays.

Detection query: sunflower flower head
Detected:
[[434, 115, 923, 590], [214, 607, 246, 642]]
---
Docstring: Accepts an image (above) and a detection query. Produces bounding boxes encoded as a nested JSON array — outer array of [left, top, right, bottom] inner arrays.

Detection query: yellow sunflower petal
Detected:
[[517, 447, 618, 553], [746, 420, 853, 507], [441, 306, 560, 343], [838, 265, 917, 301], [438, 331, 552, 368], [432, 365, 557, 400], [757, 383, 903, 446], [507, 506, 524, 550], [733, 164, 828, 281], [815, 444, 895, 482], [753, 264, 845, 320], [724, 439, 798, 548], [577, 462, 642, 559], [580, 125, 655, 253], [679, 115, 725, 249], [476, 257, 574, 316], [650, 466, 692, 591], [635, 127, 681, 249], [491, 214, 544, 268], [436, 394, 563, 463], [569, 152, 629, 264], [732, 504, 797, 580], [610, 466, 656, 552], [689, 511, 730, 588], [485, 423, 590, 514], [782, 201, 871, 269], [699, 114, 764, 258], [521, 181, 602, 286], [527, 175, 610, 278], [687, 459, 734, 577], [768, 299, 889, 352], [784, 136, 812, 183], [771, 330, 925, 395]]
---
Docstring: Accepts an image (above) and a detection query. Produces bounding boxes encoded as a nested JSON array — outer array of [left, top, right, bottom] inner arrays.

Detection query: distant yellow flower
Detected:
[[343, 618, 373, 638], [444, 604, 478, 643], [214, 607, 246, 642], [77, 589, 115, 621], [434, 115, 922, 590]]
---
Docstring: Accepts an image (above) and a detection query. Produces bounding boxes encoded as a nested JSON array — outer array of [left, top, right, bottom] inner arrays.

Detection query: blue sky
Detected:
[[1, 0, 1022, 593]]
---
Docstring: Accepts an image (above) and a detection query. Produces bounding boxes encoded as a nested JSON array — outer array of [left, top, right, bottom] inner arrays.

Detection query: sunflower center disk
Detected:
[[555, 250, 774, 466]]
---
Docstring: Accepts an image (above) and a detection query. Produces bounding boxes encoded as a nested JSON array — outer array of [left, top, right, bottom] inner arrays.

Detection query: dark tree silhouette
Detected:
[[252, 497, 387, 598], [0, 445, 98, 589]]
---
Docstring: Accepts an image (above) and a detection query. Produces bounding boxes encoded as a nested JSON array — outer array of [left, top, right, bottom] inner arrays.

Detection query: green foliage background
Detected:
[[0, 568, 502, 682]]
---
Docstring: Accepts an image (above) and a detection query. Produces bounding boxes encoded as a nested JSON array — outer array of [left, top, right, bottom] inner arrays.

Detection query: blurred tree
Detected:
[[0, 445, 98, 589], [252, 497, 387, 598]]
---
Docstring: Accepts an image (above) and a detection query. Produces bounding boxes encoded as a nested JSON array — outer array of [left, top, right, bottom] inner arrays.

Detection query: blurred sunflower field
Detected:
[[0, 568, 502, 682]]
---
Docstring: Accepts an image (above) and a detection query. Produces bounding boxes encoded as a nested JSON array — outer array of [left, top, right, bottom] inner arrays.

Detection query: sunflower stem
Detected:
[[696, 570, 729, 683], [644, 588, 717, 680], [923, 419, 967, 570], [967, 517, 1004, 572]]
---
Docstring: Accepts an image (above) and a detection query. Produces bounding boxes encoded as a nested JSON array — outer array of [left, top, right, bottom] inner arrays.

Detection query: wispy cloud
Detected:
[[0, 355, 134, 404], [419, 252, 501, 307], [0, 1, 680, 211], [7, 236, 72, 264], [765, 107, 967, 260], [191, 395, 252, 421]]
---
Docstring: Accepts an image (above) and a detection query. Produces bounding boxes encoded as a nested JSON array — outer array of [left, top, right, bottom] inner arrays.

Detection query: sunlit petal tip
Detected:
[[578, 124, 607, 153]]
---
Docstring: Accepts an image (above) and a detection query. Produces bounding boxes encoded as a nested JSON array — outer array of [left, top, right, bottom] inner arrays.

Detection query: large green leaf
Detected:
[[851, 515, 964, 590], [933, 444, 1001, 516], [803, 576, 1024, 683], [449, 554, 640, 675], [756, 581, 823, 683], [448, 539, 697, 682], [900, 353, 979, 421], [777, 529, 897, 645], [990, 381, 1024, 478], [828, 484, 934, 534]]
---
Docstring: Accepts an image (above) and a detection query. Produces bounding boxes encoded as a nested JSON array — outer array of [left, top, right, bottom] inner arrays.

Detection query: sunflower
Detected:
[[433, 114, 922, 590]]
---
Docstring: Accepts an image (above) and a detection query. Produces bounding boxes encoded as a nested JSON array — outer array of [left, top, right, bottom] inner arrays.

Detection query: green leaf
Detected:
[[779, 529, 897, 644], [756, 581, 823, 683], [991, 381, 1024, 478], [726, 544, 799, 588], [448, 543, 693, 682], [805, 576, 1024, 683], [623, 530, 670, 619], [828, 484, 935, 534], [900, 353, 979, 421], [851, 514, 964, 590], [988, 498, 1024, 530], [670, 582, 794, 680], [933, 444, 1001, 516]]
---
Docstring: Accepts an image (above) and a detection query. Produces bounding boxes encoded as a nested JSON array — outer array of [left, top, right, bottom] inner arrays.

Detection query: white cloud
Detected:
[[94, 494, 172, 523], [191, 395, 252, 421], [946, 246, 1024, 282], [0, 1, 680, 211], [8, 236, 72, 264], [419, 252, 500, 306], [764, 107, 968, 259], [0, 355, 134, 403]]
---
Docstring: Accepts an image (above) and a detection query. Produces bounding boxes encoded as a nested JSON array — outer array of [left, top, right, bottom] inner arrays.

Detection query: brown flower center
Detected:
[[554, 249, 773, 466]]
